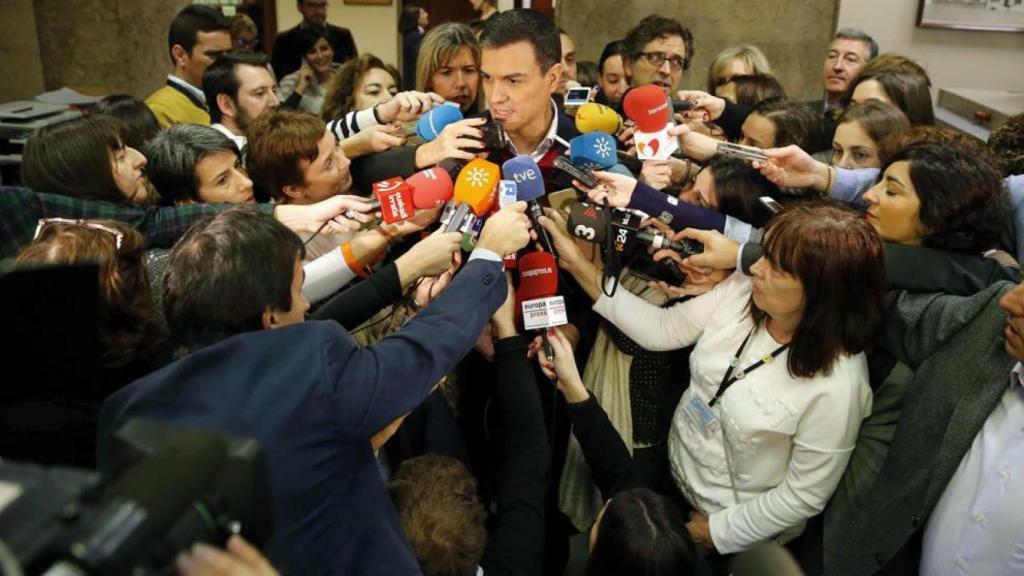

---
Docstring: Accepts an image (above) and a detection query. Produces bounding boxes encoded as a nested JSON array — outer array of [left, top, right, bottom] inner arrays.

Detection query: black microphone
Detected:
[[566, 204, 703, 257]]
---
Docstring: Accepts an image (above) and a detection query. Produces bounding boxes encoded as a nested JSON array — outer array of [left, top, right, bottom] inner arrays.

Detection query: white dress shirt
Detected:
[[505, 100, 561, 162], [593, 272, 871, 554], [921, 364, 1024, 576], [211, 123, 247, 153]]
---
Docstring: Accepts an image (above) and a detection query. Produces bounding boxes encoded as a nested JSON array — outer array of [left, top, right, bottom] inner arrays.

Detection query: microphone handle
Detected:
[[444, 202, 471, 234], [527, 201, 557, 259], [638, 231, 702, 255]]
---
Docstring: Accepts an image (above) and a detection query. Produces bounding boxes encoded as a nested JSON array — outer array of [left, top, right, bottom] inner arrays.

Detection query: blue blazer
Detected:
[[98, 257, 507, 576]]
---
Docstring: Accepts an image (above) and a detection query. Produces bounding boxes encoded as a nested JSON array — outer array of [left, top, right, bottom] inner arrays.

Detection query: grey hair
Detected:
[[143, 123, 238, 205], [834, 28, 878, 61]]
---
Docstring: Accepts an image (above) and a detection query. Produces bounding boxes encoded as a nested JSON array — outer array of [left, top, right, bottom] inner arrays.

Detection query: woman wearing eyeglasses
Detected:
[[13, 219, 164, 466]]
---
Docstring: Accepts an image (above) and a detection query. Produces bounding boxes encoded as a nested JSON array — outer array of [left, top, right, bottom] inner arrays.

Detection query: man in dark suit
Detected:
[[97, 204, 532, 576], [823, 280, 1022, 575], [271, 0, 358, 79]]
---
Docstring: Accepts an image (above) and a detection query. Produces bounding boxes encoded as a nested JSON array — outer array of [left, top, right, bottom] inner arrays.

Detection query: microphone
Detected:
[[407, 166, 455, 209], [411, 104, 464, 140], [444, 158, 499, 233], [566, 204, 703, 256], [618, 86, 694, 115], [569, 132, 618, 170], [502, 155, 556, 257], [622, 85, 680, 160], [574, 102, 623, 134], [344, 178, 416, 223], [517, 251, 566, 334]]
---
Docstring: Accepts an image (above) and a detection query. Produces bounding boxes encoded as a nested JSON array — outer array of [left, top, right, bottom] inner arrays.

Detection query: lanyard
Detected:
[[709, 326, 789, 407]]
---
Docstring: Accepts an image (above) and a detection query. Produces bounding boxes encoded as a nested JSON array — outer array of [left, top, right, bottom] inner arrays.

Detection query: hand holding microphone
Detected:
[[674, 89, 726, 122], [579, 170, 639, 208], [415, 117, 488, 168], [395, 228, 463, 286], [476, 202, 532, 257], [375, 90, 445, 123], [536, 326, 588, 403]]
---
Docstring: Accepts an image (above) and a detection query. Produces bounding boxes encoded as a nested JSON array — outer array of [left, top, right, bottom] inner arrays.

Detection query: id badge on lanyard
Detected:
[[684, 394, 720, 439]]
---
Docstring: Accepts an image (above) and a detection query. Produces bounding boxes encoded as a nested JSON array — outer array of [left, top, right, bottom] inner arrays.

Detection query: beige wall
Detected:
[[275, 2, 400, 67], [0, 0, 45, 102], [556, 0, 839, 101], [837, 0, 1024, 96]]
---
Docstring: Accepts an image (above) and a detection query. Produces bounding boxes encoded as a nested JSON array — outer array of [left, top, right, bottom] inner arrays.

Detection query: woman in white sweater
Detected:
[[539, 200, 885, 555]]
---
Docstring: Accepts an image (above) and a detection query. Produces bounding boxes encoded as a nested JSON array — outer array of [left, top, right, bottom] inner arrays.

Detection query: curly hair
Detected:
[[321, 53, 402, 120], [389, 455, 487, 576], [17, 220, 159, 369], [882, 141, 1011, 254], [988, 112, 1024, 177]]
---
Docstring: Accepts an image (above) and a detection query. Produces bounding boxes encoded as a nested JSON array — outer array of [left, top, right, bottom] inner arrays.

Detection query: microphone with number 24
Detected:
[[566, 203, 703, 257]]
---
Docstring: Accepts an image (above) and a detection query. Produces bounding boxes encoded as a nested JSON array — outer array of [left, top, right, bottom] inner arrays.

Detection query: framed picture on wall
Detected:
[[917, 0, 1024, 32]]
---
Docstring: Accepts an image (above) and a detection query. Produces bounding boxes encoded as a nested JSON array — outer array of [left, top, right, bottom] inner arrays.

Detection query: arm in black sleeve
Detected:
[[480, 336, 550, 576], [349, 146, 420, 193], [884, 243, 1020, 296], [565, 394, 645, 499], [716, 100, 753, 141], [310, 261, 404, 330]]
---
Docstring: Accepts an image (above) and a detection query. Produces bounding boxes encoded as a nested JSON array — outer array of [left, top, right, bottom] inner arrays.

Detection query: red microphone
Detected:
[[372, 178, 415, 224], [516, 252, 566, 333], [621, 84, 678, 160], [622, 85, 671, 133], [407, 166, 455, 209]]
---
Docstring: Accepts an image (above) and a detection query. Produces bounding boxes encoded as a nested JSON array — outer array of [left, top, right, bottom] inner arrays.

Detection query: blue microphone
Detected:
[[503, 155, 556, 258], [415, 104, 464, 141], [569, 132, 618, 171]]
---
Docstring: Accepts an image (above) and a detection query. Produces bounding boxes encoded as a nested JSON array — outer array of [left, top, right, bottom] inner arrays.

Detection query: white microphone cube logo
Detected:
[[593, 138, 612, 159], [466, 167, 490, 188]]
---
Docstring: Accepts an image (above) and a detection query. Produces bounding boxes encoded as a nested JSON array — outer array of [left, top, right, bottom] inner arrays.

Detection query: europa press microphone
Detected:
[[517, 251, 566, 358], [502, 155, 556, 257], [444, 158, 500, 233]]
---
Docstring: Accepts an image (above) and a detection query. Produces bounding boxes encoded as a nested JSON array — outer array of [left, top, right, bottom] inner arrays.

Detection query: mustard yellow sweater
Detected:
[[145, 85, 210, 128]]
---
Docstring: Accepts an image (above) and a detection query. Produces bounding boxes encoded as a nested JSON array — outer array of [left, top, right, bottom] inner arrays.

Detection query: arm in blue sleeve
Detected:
[[627, 180, 727, 232], [830, 167, 879, 208]]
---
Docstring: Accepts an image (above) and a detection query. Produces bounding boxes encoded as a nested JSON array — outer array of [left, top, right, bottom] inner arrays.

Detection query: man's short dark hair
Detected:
[[162, 206, 305, 355], [478, 9, 561, 72], [834, 28, 878, 61], [168, 4, 231, 64], [144, 123, 239, 205], [621, 15, 694, 71], [203, 52, 270, 123], [752, 98, 822, 152]]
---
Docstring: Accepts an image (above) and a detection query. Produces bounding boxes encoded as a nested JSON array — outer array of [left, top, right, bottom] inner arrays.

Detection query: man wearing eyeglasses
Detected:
[[271, 0, 358, 79], [621, 15, 693, 96]]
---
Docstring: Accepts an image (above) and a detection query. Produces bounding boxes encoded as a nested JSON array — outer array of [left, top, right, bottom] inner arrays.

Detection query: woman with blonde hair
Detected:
[[415, 22, 482, 114], [706, 45, 773, 95]]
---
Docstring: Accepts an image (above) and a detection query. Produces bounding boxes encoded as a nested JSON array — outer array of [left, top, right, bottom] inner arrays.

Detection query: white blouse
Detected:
[[593, 271, 871, 554]]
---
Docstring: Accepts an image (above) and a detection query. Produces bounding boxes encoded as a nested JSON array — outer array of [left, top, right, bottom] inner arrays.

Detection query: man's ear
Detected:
[[546, 62, 564, 93], [216, 93, 237, 121], [261, 307, 275, 330], [171, 44, 189, 68], [281, 184, 306, 201]]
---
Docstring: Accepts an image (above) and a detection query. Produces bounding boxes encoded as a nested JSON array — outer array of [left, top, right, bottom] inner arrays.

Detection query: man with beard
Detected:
[[204, 52, 281, 153]]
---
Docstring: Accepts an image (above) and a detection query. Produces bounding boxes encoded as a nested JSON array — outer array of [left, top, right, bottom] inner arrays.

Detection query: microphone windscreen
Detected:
[[569, 132, 618, 170], [502, 155, 546, 203], [575, 102, 623, 134], [373, 178, 415, 223], [518, 251, 559, 301], [416, 104, 464, 141], [566, 203, 608, 244], [605, 163, 635, 177], [453, 158, 500, 216], [622, 85, 671, 133], [408, 167, 454, 209]]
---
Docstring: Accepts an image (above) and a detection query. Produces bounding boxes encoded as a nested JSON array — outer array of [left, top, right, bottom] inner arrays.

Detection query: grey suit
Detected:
[[823, 281, 1018, 575]]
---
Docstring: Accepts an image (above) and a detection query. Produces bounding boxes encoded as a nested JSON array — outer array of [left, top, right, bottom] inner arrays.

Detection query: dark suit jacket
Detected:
[[271, 22, 358, 79], [97, 257, 507, 576], [822, 281, 1017, 575]]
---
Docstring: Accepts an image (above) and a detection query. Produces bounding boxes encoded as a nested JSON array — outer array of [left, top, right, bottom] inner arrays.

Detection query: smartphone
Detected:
[[564, 86, 593, 107], [716, 141, 768, 162], [759, 196, 784, 214], [554, 156, 598, 189]]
